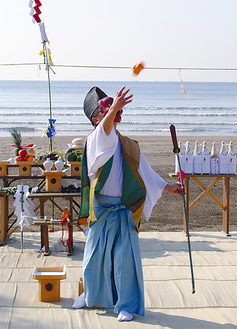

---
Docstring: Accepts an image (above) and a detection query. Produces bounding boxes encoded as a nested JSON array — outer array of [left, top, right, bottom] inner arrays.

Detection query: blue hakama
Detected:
[[83, 193, 145, 316]]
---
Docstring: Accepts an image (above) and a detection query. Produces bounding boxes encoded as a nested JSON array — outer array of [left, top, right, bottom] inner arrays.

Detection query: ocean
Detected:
[[0, 80, 236, 138]]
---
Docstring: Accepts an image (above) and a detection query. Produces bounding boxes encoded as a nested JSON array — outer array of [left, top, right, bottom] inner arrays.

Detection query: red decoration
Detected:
[[35, 0, 42, 7], [33, 13, 41, 23], [178, 169, 186, 183], [59, 217, 72, 247], [59, 209, 72, 247], [5, 143, 34, 148], [34, 5, 42, 15]]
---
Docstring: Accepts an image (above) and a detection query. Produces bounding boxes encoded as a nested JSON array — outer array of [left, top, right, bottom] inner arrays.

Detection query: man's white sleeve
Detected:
[[86, 124, 118, 178], [138, 151, 168, 221]]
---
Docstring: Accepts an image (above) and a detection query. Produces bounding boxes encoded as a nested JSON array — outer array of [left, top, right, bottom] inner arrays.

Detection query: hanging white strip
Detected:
[[29, 8, 34, 16], [28, 0, 34, 8], [38, 22, 48, 42]]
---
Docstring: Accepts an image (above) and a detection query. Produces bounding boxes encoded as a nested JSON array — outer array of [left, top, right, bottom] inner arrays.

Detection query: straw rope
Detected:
[[0, 63, 236, 71]]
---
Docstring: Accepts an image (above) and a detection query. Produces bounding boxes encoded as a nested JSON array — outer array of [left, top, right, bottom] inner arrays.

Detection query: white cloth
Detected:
[[38, 22, 48, 43], [86, 124, 168, 221], [13, 185, 36, 227]]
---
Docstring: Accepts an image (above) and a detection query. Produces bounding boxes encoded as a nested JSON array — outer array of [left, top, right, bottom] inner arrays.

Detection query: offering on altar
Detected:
[[7, 127, 36, 162], [175, 140, 236, 175], [71, 137, 84, 150], [65, 148, 82, 176]]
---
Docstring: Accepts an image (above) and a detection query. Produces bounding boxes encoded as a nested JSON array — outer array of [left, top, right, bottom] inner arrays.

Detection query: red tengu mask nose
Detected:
[[98, 97, 113, 115]]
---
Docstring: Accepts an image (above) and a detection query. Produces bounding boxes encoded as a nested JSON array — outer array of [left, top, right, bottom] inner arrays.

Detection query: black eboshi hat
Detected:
[[83, 86, 107, 125]]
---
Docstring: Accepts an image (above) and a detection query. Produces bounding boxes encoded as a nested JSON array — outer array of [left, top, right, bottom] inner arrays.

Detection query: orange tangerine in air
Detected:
[[132, 62, 145, 75]]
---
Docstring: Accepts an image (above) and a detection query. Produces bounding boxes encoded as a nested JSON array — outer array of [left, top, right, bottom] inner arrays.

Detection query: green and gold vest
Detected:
[[78, 132, 146, 232]]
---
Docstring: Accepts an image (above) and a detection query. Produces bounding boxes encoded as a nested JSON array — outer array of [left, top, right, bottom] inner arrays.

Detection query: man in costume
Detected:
[[72, 86, 183, 321]]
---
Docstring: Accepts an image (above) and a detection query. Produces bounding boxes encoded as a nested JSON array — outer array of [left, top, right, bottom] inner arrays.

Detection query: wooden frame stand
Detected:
[[169, 173, 236, 236]]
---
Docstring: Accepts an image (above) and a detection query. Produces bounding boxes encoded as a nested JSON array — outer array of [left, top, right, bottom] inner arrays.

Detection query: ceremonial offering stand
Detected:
[[29, 192, 82, 255], [0, 172, 45, 245], [42, 171, 66, 192], [169, 173, 237, 236], [0, 161, 10, 176], [0, 161, 82, 245], [14, 161, 36, 176], [32, 265, 66, 302], [67, 161, 81, 176]]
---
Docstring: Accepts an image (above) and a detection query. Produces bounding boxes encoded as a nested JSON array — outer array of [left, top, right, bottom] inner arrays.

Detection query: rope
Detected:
[[59, 217, 72, 247], [0, 63, 236, 71]]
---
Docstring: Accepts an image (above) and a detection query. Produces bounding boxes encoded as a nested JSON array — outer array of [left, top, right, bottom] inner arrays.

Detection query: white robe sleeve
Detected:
[[138, 151, 168, 221], [87, 124, 118, 178]]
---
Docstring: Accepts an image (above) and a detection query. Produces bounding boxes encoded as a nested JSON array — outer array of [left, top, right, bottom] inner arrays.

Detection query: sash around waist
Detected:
[[94, 193, 126, 212]]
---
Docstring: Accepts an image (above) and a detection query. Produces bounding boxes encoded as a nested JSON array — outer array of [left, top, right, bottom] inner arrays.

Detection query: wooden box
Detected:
[[14, 161, 35, 176], [67, 161, 82, 176], [0, 161, 10, 176], [32, 266, 66, 302], [41, 171, 65, 192]]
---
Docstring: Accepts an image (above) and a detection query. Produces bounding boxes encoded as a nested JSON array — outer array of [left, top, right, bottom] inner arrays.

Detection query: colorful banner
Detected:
[[42, 119, 57, 139], [29, 1, 53, 67], [29, 0, 42, 24]]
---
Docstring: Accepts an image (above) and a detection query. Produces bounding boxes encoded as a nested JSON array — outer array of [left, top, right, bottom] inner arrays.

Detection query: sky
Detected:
[[0, 0, 236, 82]]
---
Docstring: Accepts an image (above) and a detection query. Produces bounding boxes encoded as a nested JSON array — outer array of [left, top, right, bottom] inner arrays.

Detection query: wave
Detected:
[[1, 120, 236, 127], [1, 126, 235, 137], [0, 111, 85, 116], [0, 107, 236, 118]]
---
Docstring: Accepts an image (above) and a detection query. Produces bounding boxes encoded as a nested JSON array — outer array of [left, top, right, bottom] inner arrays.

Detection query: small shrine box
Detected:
[[67, 161, 82, 176], [32, 265, 66, 302], [0, 161, 10, 176], [15, 161, 35, 176], [41, 171, 65, 192]]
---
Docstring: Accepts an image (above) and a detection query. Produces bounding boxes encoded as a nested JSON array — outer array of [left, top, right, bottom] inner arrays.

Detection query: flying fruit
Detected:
[[132, 61, 145, 75]]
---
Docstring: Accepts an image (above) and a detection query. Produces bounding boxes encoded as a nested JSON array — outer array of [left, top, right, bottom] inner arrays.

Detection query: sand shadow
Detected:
[[134, 310, 235, 328]]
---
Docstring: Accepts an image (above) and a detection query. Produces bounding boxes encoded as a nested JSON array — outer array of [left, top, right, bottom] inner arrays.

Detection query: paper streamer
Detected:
[[42, 119, 57, 138], [38, 22, 48, 43], [179, 69, 189, 100], [29, 0, 42, 24]]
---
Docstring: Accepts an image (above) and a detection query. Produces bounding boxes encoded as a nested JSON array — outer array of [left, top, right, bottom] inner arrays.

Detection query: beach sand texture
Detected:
[[1, 135, 237, 233]]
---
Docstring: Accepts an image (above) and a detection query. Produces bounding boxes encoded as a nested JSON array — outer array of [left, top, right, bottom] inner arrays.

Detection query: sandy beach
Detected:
[[1, 134, 237, 233]]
